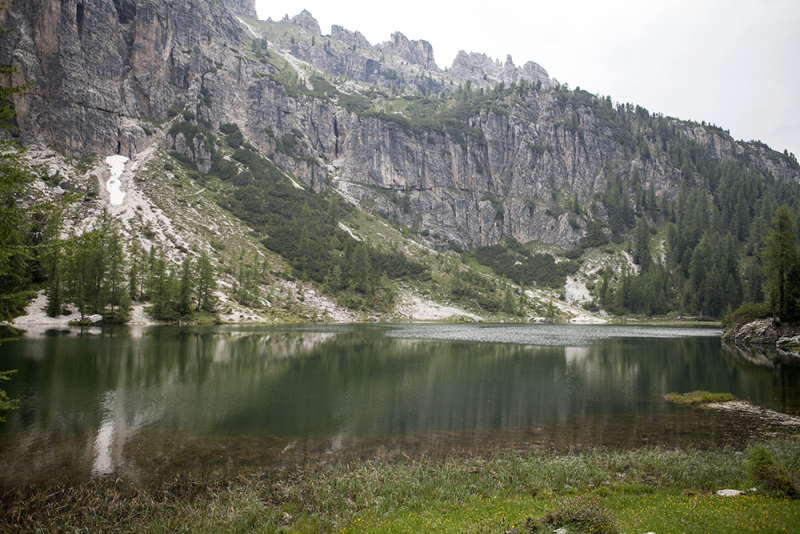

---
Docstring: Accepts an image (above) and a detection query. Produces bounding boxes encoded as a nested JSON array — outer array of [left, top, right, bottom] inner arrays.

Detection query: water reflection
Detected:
[[92, 392, 115, 476], [0, 324, 798, 486]]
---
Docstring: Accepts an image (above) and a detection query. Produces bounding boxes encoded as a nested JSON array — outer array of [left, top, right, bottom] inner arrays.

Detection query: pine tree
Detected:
[[45, 239, 64, 317], [763, 205, 798, 319], [0, 37, 35, 321], [503, 286, 516, 315], [149, 247, 176, 320], [196, 251, 217, 311], [128, 240, 142, 301], [632, 218, 652, 272], [104, 222, 128, 320], [326, 264, 343, 292], [177, 256, 194, 316]]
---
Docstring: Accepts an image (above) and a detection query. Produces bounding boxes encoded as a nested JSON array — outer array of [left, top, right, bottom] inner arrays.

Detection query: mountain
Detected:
[[3, 0, 800, 323]]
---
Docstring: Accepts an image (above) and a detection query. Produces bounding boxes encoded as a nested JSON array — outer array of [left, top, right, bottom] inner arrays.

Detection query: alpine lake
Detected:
[[2, 323, 799, 488]]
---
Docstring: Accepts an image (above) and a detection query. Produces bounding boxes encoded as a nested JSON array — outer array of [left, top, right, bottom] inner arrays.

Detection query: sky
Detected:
[[254, 0, 800, 157]]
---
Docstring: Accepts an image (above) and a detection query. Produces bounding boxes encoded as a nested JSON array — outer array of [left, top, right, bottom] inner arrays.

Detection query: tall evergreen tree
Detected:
[[105, 222, 128, 320], [196, 251, 217, 311], [763, 205, 798, 319], [632, 218, 652, 272], [177, 256, 194, 316]]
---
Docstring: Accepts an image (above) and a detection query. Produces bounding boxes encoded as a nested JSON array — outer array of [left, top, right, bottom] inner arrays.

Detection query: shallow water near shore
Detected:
[[1, 323, 798, 487]]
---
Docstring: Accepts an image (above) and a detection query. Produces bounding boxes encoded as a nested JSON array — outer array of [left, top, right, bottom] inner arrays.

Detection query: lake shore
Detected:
[[722, 317, 800, 351], [2, 430, 798, 534]]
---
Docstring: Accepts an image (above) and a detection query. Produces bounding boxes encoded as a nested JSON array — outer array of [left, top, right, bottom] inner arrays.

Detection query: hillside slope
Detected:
[[3, 0, 800, 323]]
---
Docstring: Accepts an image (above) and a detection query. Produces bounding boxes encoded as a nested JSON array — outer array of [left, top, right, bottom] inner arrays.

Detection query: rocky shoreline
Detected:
[[722, 318, 800, 357]]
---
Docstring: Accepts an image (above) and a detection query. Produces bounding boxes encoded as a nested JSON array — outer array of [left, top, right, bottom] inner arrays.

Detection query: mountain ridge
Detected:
[[3, 0, 800, 324]]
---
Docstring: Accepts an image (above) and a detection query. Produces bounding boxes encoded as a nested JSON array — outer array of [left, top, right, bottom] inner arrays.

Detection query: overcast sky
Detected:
[[255, 0, 799, 157]]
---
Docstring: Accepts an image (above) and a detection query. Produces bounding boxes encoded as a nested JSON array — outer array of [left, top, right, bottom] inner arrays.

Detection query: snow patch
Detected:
[[105, 155, 128, 205]]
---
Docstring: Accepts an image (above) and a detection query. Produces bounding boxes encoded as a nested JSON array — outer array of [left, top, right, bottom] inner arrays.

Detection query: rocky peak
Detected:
[[381, 32, 438, 71], [290, 9, 321, 35], [449, 50, 551, 89], [331, 25, 371, 48]]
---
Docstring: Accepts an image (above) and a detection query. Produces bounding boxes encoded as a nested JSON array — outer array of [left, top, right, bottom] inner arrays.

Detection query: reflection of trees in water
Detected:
[[0, 328, 346, 485], [720, 342, 800, 418], [4, 328, 800, 486], [721, 342, 800, 370]]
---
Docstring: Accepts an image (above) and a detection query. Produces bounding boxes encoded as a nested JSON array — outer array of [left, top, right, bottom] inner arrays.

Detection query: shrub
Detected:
[[722, 301, 771, 328], [745, 445, 797, 498], [520, 496, 619, 534]]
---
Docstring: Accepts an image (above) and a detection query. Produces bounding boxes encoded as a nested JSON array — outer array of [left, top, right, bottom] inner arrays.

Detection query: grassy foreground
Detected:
[[2, 435, 799, 533]]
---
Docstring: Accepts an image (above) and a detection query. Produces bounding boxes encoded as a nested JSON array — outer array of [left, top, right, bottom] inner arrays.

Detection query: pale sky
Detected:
[[255, 0, 800, 157]]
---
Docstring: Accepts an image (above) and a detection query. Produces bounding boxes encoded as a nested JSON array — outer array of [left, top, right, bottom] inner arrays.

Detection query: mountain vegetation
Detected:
[[1, 0, 799, 328]]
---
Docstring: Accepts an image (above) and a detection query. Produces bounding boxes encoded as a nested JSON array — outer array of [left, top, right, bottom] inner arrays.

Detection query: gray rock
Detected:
[[5, 0, 800, 257], [716, 489, 746, 496], [449, 51, 552, 90], [290, 10, 321, 36], [221, 0, 257, 19], [331, 25, 371, 49], [380, 32, 438, 70]]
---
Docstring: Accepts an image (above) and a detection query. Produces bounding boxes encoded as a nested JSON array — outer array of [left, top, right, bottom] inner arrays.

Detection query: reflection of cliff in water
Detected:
[[0, 328, 345, 486], [2, 325, 799, 487]]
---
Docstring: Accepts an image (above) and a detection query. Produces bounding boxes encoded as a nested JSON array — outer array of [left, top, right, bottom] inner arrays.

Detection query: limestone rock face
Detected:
[[290, 9, 321, 36], [4, 0, 799, 253], [2, 0, 246, 157], [380, 32, 438, 71], [331, 25, 371, 48], [449, 51, 552, 89], [221, 0, 257, 18]]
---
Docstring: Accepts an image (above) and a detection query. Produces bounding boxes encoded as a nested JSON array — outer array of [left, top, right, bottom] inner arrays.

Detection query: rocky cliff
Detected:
[[3, 0, 799, 255], [2, 0, 246, 158]]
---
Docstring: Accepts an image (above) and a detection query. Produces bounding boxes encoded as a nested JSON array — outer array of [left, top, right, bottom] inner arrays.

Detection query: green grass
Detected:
[[4, 434, 800, 533], [340, 491, 800, 534], [665, 391, 737, 405]]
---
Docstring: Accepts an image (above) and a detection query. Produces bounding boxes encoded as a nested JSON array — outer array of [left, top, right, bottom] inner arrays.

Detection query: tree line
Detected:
[[44, 211, 218, 323]]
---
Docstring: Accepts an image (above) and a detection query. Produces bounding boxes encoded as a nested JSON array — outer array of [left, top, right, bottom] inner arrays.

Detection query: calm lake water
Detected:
[[1, 323, 799, 487]]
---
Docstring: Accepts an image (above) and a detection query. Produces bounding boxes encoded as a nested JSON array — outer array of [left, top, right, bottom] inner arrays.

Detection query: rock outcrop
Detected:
[[449, 51, 553, 89], [380, 32, 438, 70], [290, 9, 321, 36], [331, 25, 371, 49], [2, 0, 246, 157], [723, 318, 800, 351], [222, 0, 257, 19]]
